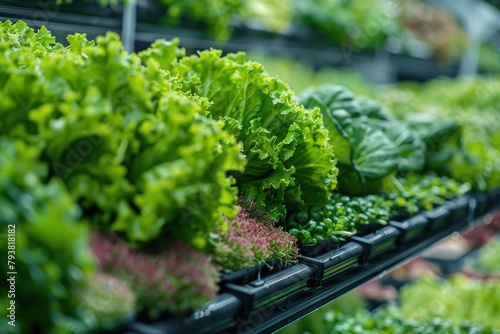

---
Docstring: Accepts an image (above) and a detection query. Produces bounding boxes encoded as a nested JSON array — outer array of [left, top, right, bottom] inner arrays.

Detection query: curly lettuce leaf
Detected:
[[0, 26, 242, 247], [140, 45, 338, 219]]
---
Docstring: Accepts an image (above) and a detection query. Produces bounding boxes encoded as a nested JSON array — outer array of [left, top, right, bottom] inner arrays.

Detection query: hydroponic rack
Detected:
[[100, 190, 499, 334], [1, 3, 500, 333]]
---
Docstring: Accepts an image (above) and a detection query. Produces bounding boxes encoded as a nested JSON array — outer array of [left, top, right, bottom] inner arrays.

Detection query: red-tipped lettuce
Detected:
[[90, 232, 219, 316]]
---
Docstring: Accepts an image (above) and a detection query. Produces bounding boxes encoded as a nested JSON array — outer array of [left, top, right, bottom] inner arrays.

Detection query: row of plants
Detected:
[[249, 51, 500, 192], [19, 0, 500, 66], [380, 76, 500, 191], [0, 20, 498, 333], [312, 306, 496, 334], [472, 237, 500, 274], [154, 0, 475, 63], [280, 273, 500, 333], [279, 230, 500, 334], [398, 274, 500, 329], [286, 173, 469, 245]]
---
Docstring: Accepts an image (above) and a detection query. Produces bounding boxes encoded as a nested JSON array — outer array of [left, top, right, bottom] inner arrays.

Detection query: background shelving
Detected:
[[1, 0, 499, 83]]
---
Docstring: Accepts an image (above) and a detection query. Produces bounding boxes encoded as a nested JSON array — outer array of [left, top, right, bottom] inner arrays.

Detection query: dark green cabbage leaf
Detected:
[[298, 85, 425, 195]]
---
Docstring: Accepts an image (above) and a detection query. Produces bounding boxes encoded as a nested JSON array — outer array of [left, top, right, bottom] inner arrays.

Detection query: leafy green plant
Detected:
[[277, 292, 365, 334], [399, 274, 500, 329], [0, 21, 243, 248], [298, 84, 425, 196], [74, 272, 136, 332], [318, 308, 494, 334], [290, 0, 404, 49], [158, 0, 291, 41], [380, 76, 500, 190], [286, 194, 389, 244], [0, 138, 95, 334], [378, 173, 470, 217], [140, 39, 338, 220], [90, 232, 219, 317], [473, 238, 500, 274], [399, 113, 462, 173]]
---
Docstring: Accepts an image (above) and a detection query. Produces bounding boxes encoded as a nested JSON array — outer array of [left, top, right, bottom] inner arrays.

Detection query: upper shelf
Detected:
[[0, 1, 471, 83], [104, 190, 499, 334]]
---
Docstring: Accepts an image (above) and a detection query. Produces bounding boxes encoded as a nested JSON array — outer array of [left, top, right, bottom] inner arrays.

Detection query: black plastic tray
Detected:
[[299, 242, 364, 286], [127, 293, 241, 334], [224, 264, 313, 319], [220, 265, 261, 286], [350, 226, 401, 263], [356, 222, 387, 236], [298, 239, 340, 257], [390, 211, 411, 222], [442, 196, 470, 222], [425, 205, 451, 231], [488, 187, 500, 210], [220, 258, 284, 286], [471, 192, 490, 217], [389, 215, 429, 243]]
